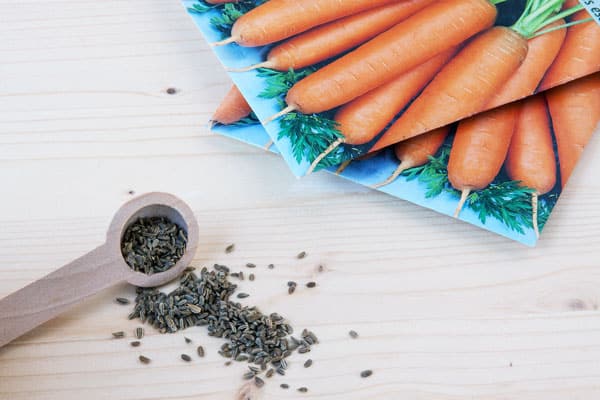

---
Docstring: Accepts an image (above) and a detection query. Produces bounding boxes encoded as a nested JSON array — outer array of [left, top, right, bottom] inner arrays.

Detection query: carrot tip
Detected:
[[453, 189, 471, 218], [306, 138, 345, 175], [226, 61, 271, 73], [371, 162, 410, 189], [532, 193, 540, 239], [264, 105, 296, 125], [211, 36, 237, 47], [335, 160, 352, 175], [263, 139, 274, 151]]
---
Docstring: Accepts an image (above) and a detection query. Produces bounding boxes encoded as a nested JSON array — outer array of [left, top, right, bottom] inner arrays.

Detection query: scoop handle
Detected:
[[0, 244, 125, 348]]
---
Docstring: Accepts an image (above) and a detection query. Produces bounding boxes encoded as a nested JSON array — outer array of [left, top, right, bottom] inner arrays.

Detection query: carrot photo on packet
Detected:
[[186, 0, 600, 244]]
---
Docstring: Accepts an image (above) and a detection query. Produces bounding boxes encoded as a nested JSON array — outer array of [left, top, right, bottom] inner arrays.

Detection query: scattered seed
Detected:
[[349, 330, 359, 339], [166, 87, 177, 95], [187, 303, 203, 314], [130, 341, 141, 347], [214, 264, 229, 273], [237, 293, 250, 299], [115, 297, 130, 305], [298, 387, 308, 393], [360, 370, 373, 378], [181, 354, 192, 362], [130, 265, 319, 379], [298, 346, 310, 354], [287, 281, 297, 287], [304, 359, 313, 368], [225, 361, 232, 366], [249, 273, 255, 281], [225, 244, 235, 253], [297, 251, 307, 259], [135, 327, 144, 340], [254, 376, 265, 388], [246, 263, 256, 269], [112, 331, 125, 339], [139, 355, 151, 364], [268, 264, 275, 269], [243, 371, 256, 380], [288, 286, 296, 295], [280, 383, 289, 389], [306, 282, 317, 288], [184, 336, 192, 344]]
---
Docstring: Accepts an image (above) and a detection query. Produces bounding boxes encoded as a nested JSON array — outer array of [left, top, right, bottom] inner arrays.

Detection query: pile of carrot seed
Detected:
[[113, 245, 374, 391]]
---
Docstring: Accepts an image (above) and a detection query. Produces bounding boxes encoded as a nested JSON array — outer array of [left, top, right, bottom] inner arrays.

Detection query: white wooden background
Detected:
[[1, 1, 600, 399]]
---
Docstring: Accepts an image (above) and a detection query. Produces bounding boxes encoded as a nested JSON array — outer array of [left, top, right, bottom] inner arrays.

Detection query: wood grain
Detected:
[[1, 1, 600, 399]]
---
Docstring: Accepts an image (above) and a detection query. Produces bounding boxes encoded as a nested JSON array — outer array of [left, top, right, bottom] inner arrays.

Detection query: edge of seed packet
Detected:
[[212, 116, 547, 247]]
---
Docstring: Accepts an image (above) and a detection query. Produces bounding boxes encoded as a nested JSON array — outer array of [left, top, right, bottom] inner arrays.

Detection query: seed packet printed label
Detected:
[[580, 0, 600, 24]]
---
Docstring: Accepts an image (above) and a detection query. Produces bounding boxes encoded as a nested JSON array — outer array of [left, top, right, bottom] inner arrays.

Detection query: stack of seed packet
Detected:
[[182, 0, 600, 246]]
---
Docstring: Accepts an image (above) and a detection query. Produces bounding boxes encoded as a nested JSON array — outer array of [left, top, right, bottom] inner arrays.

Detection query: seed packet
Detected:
[[183, 0, 600, 177], [211, 75, 599, 246]]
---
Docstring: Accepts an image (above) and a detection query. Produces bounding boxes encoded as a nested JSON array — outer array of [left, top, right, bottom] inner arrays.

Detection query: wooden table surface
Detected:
[[1, 1, 600, 399]]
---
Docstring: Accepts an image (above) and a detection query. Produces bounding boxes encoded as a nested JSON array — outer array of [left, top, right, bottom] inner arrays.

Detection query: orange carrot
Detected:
[[372, 26, 528, 152], [228, 0, 435, 72], [267, 0, 497, 120], [448, 103, 519, 217], [486, 19, 566, 109], [211, 85, 251, 125], [306, 47, 457, 174], [505, 95, 557, 237], [372, 126, 451, 189], [545, 73, 600, 189], [336, 48, 456, 147], [539, 5, 600, 91], [214, 0, 399, 47]]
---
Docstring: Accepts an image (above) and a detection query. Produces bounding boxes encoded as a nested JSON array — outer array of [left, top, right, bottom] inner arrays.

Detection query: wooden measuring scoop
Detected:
[[0, 192, 199, 348]]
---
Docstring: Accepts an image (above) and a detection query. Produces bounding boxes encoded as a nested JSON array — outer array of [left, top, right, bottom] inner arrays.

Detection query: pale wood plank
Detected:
[[1, 0, 600, 399]]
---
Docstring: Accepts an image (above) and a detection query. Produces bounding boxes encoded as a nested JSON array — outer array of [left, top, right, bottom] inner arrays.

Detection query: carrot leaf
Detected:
[[257, 67, 317, 100], [188, 1, 217, 14], [403, 146, 451, 198], [315, 145, 362, 170], [214, 113, 260, 128], [538, 192, 559, 231], [210, 4, 249, 36], [465, 181, 535, 234], [278, 112, 344, 164], [189, 0, 268, 37]]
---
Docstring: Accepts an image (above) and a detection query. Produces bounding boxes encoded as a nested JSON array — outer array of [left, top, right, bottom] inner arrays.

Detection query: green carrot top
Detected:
[[512, 0, 592, 38]]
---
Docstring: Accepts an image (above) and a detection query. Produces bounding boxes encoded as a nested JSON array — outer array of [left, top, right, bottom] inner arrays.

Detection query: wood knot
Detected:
[[567, 299, 587, 310]]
